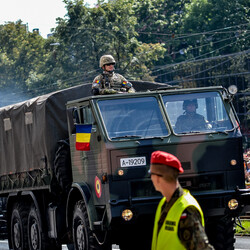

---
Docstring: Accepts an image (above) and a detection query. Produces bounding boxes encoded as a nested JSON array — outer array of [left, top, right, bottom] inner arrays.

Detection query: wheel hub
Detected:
[[13, 222, 21, 248], [30, 222, 39, 250], [76, 224, 85, 250]]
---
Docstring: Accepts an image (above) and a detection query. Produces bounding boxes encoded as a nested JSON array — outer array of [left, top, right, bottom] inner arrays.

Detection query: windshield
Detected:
[[163, 92, 233, 134], [98, 97, 169, 139]]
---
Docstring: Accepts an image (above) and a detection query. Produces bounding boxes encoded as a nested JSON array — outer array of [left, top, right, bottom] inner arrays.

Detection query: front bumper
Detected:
[[194, 187, 250, 217]]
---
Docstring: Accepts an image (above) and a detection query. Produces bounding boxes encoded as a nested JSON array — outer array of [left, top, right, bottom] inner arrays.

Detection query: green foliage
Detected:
[[0, 0, 249, 100], [0, 20, 49, 99], [126, 43, 166, 81], [134, 0, 191, 64], [235, 220, 250, 235], [51, 0, 167, 83], [180, 0, 250, 59]]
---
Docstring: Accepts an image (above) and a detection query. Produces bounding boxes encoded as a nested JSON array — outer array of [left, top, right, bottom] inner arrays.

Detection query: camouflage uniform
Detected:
[[158, 186, 214, 250], [92, 71, 134, 95], [92, 54, 134, 95], [175, 113, 206, 133]]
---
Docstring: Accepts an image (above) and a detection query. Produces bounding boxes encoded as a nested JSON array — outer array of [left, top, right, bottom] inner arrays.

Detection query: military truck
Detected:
[[0, 81, 249, 250]]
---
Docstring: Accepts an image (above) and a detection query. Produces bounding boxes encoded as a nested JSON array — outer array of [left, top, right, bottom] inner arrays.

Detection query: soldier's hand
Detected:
[[128, 87, 136, 93], [103, 89, 118, 94], [120, 88, 127, 92]]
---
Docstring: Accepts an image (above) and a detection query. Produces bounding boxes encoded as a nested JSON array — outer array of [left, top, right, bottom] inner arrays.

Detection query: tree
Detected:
[[0, 0, 249, 98], [134, 0, 191, 64], [0, 21, 49, 104], [180, 0, 250, 59], [51, 0, 166, 83]]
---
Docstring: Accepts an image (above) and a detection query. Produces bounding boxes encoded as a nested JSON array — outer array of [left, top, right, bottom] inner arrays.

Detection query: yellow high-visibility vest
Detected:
[[152, 189, 205, 250]]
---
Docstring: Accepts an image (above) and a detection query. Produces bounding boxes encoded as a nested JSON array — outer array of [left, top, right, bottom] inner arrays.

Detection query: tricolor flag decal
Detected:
[[75, 124, 92, 151]]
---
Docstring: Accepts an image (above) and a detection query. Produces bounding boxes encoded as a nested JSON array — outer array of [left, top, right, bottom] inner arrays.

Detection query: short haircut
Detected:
[[151, 163, 179, 183]]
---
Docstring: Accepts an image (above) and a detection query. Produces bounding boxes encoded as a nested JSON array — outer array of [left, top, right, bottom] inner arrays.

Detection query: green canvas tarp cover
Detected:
[[0, 83, 92, 176]]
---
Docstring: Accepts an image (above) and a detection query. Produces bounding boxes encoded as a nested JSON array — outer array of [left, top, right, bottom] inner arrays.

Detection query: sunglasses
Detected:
[[148, 169, 163, 177], [105, 63, 115, 66]]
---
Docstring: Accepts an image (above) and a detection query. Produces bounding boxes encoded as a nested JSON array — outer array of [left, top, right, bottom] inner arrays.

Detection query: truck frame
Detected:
[[0, 82, 249, 250]]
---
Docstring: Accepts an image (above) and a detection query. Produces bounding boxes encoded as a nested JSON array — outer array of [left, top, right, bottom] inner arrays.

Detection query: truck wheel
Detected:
[[28, 205, 43, 250], [206, 216, 235, 250], [10, 203, 28, 250], [28, 205, 61, 250], [73, 200, 91, 250], [54, 140, 72, 194], [73, 200, 111, 250]]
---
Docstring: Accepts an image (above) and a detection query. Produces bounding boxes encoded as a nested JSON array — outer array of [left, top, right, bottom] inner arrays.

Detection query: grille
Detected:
[[130, 180, 160, 198], [179, 174, 224, 192]]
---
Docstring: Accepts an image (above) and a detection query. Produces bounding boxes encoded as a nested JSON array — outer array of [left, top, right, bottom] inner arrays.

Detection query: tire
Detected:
[[10, 203, 28, 250], [28, 205, 61, 250], [54, 140, 72, 194], [72, 200, 111, 250], [206, 216, 235, 250]]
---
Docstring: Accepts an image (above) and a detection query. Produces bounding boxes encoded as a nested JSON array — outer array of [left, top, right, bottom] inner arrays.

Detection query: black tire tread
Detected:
[[206, 216, 235, 250], [72, 200, 111, 250], [28, 205, 62, 250], [11, 202, 29, 250], [54, 140, 72, 194]]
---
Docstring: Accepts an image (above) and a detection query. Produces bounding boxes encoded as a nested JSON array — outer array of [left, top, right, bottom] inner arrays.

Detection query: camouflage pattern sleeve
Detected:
[[118, 74, 135, 92], [92, 75, 102, 95], [178, 206, 214, 250]]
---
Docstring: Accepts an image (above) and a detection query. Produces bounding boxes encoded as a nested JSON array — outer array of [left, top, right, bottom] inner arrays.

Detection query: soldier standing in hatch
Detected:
[[92, 55, 135, 95], [150, 151, 214, 250]]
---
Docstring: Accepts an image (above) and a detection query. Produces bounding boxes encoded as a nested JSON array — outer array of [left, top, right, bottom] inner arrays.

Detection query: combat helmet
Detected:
[[183, 99, 198, 110], [99, 55, 116, 68]]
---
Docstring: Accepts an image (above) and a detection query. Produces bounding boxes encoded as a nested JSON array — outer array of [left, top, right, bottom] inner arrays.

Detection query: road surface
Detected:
[[0, 236, 249, 249]]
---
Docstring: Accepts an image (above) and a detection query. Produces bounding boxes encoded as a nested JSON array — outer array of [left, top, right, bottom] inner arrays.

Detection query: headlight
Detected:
[[122, 209, 133, 221], [118, 170, 124, 176], [228, 199, 238, 210], [230, 159, 237, 166]]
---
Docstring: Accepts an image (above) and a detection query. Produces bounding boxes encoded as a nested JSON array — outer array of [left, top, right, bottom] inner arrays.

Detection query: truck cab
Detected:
[[66, 86, 250, 249]]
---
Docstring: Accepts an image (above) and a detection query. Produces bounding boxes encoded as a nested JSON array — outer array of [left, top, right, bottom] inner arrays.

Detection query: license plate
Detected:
[[120, 156, 146, 167]]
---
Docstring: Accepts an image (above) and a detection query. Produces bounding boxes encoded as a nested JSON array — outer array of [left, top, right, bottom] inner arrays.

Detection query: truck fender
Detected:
[[66, 182, 97, 231]]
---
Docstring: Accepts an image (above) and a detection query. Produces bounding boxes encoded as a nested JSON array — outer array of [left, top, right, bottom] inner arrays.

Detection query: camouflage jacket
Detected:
[[175, 112, 206, 133], [92, 71, 134, 95], [158, 186, 214, 250]]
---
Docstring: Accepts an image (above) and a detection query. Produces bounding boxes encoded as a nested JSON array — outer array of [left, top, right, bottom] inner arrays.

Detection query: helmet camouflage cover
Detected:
[[183, 99, 198, 110], [99, 55, 116, 68]]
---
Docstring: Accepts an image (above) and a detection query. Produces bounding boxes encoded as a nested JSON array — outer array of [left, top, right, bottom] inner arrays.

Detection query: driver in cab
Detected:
[[175, 99, 206, 133]]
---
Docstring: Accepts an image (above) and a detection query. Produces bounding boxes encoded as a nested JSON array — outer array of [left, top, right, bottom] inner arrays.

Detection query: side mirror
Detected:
[[73, 108, 80, 124], [92, 125, 97, 133]]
